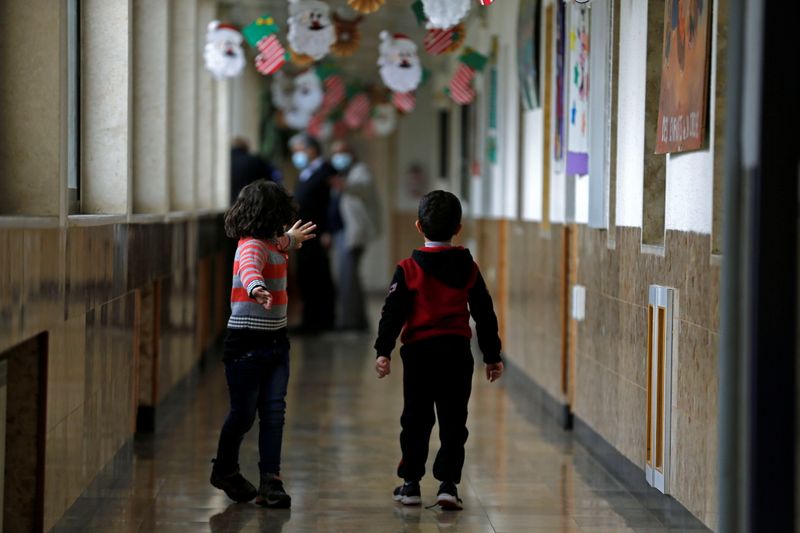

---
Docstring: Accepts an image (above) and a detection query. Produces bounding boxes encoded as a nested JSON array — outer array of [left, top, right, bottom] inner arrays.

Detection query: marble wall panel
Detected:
[[0, 215, 227, 530], [505, 221, 719, 529]]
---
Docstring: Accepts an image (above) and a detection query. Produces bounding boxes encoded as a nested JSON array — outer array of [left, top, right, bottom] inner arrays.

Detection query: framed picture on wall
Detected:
[[655, 0, 712, 154]]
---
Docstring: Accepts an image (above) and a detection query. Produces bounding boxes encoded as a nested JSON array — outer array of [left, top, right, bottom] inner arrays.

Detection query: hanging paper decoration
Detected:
[[204, 21, 246, 80], [421, 0, 471, 29], [289, 48, 316, 67], [479, 0, 494, 5], [370, 102, 398, 136], [292, 69, 324, 114], [285, 108, 313, 130], [344, 93, 371, 129], [424, 23, 466, 56], [331, 13, 363, 57], [270, 71, 294, 111], [347, 0, 385, 14], [393, 92, 416, 113], [378, 32, 423, 94], [243, 15, 288, 76], [566, 4, 590, 174], [287, 0, 336, 61], [306, 111, 327, 139], [320, 74, 346, 114], [448, 49, 489, 105]]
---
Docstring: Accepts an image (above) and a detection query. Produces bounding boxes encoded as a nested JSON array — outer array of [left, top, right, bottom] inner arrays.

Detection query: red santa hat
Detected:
[[207, 21, 242, 42]]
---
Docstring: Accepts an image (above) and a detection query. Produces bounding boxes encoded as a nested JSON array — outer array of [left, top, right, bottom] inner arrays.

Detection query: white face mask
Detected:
[[292, 151, 310, 170], [331, 153, 353, 171]]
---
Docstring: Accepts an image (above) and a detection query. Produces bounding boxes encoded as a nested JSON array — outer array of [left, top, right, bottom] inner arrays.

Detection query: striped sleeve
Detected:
[[238, 239, 267, 296], [275, 233, 296, 251]]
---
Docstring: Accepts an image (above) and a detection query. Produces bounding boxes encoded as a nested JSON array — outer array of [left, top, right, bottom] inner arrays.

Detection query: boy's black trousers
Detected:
[[397, 335, 474, 484]]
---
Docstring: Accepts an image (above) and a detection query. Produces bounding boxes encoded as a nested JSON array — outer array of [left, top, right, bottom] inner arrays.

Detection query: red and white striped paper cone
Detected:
[[478, 0, 494, 5], [344, 93, 371, 129], [320, 75, 346, 114], [392, 91, 416, 113], [449, 63, 476, 105], [307, 112, 326, 139], [424, 27, 457, 56], [255, 35, 286, 75]]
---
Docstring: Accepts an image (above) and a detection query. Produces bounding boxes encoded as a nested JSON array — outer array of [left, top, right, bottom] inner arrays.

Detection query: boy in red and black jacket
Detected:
[[375, 190, 504, 510]]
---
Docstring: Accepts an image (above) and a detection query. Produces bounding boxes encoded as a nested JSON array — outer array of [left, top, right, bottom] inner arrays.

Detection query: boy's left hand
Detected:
[[485, 362, 504, 383], [376, 356, 391, 378], [287, 220, 317, 249]]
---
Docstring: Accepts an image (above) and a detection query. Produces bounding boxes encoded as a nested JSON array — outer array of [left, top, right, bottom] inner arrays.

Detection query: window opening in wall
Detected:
[[67, 0, 81, 213], [438, 110, 450, 180]]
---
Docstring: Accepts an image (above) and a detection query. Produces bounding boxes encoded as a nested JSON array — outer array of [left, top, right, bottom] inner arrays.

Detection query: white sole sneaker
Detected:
[[436, 493, 463, 510]]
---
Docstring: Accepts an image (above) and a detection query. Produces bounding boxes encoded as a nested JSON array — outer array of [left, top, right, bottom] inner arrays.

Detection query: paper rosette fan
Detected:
[[290, 48, 316, 67], [287, 0, 336, 61], [331, 13, 363, 57], [421, 0, 471, 29], [347, 0, 385, 14], [424, 23, 466, 56]]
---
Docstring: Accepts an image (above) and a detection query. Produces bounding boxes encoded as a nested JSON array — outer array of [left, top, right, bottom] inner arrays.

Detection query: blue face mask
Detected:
[[292, 151, 309, 170], [331, 153, 353, 171]]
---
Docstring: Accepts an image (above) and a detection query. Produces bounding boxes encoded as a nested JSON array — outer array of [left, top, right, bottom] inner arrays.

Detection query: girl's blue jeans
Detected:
[[215, 337, 290, 475]]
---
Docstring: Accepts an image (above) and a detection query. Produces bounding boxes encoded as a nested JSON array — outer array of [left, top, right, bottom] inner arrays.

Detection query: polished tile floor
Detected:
[[53, 332, 706, 532]]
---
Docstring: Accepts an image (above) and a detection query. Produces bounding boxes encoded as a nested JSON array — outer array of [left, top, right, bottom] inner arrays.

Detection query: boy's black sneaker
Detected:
[[436, 481, 463, 510], [255, 473, 292, 508], [209, 461, 258, 503], [392, 480, 422, 506]]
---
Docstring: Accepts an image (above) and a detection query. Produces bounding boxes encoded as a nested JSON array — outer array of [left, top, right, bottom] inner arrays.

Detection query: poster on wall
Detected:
[[566, 4, 590, 175], [655, 0, 711, 154], [517, 0, 541, 110], [553, 0, 566, 163]]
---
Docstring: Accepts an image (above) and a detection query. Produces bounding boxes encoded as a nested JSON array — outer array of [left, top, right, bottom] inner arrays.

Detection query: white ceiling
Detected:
[[218, 0, 433, 81]]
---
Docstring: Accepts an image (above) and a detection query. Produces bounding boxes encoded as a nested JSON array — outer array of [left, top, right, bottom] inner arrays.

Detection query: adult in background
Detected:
[[329, 140, 382, 331], [289, 133, 336, 332], [230, 137, 282, 204]]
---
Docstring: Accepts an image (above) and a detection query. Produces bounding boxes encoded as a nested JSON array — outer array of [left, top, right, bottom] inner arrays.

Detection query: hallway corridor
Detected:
[[52, 333, 706, 533]]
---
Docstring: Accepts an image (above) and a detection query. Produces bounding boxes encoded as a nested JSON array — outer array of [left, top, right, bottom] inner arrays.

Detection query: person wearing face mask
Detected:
[[328, 140, 382, 332], [289, 133, 336, 333]]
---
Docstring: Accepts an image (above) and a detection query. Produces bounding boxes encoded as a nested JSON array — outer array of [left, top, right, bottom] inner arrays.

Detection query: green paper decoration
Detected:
[[243, 14, 280, 48]]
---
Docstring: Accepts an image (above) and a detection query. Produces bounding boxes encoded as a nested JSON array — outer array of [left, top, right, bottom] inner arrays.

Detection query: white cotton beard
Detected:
[[292, 72, 324, 114], [380, 62, 422, 93], [288, 23, 336, 60], [372, 104, 397, 137], [285, 108, 312, 130], [422, 0, 471, 29], [203, 43, 245, 80]]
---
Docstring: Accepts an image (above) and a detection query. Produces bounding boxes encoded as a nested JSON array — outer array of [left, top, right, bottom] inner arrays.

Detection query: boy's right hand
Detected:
[[376, 356, 391, 378], [251, 287, 273, 311]]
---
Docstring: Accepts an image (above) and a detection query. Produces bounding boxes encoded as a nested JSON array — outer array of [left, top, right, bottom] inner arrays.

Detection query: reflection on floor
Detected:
[[53, 332, 708, 532]]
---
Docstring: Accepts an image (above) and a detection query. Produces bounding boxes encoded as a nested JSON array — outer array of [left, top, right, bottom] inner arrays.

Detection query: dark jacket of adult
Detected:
[[294, 158, 336, 233], [230, 147, 281, 203]]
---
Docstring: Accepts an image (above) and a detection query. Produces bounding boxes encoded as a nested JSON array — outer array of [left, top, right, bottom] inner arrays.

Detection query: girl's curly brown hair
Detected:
[[224, 180, 298, 240]]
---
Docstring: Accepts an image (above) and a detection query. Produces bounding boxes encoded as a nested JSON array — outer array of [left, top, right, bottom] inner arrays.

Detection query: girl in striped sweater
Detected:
[[211, 180, 316, 507]]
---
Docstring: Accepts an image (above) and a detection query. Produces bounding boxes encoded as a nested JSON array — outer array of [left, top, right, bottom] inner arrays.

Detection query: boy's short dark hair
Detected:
[[418, 190, 462, 242], [224, 180, 298, 240]]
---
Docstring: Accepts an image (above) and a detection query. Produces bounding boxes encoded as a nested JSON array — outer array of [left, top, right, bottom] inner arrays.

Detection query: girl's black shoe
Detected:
[[255, 473, 292, 508], [436, 481, 463, 510], [209, 461, 258, 503], [393, 480, 422, 506]]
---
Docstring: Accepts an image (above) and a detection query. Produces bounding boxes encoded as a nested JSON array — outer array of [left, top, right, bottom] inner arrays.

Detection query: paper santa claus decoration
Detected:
[[204, 21, 246, 79], [378, 32, 423, 94], [287, 0, 336, 61], [421, 0, 471, 29], [243, 15, 289, 76], [370, 103, 398, 137]]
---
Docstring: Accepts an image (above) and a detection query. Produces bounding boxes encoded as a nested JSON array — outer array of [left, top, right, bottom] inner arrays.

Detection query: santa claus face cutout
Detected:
[[288, 0, 337, 61], [421, 0, 471, 29], [378, 32, 423, 94], [292, 70, 324, 115], [204, 21, 246, 79]]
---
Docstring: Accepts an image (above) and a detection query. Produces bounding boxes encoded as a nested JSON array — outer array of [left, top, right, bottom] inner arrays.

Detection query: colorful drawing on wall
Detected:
[[553, 0, 566, 163], [655, 0, 711, 154], [566, 4, 590, 175], [517, 0, 541, 110]]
